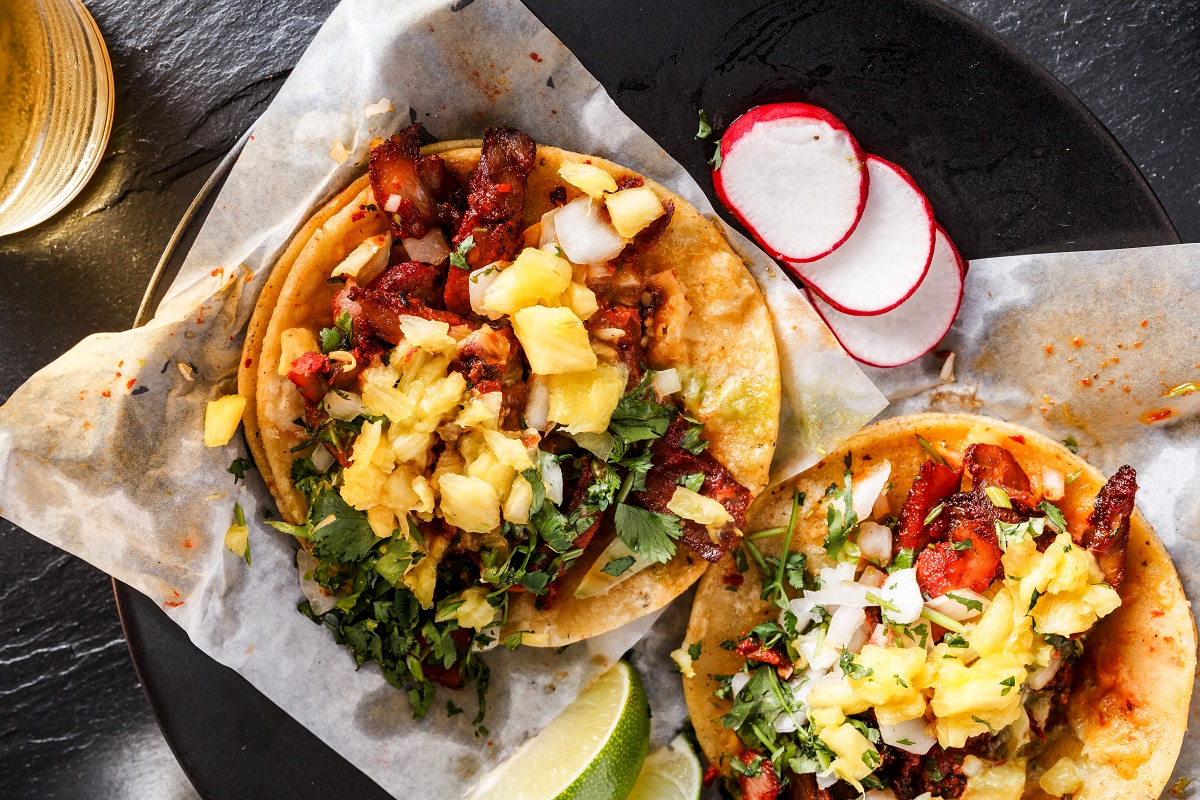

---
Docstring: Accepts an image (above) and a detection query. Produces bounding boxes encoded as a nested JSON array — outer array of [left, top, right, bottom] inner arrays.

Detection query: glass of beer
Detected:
[[0, 0, 113, 237]]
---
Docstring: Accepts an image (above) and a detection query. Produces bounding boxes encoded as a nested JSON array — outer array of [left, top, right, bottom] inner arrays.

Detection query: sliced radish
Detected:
[[713, 103, 868, 263], [790, 156, 935, 315], [808, 225, 964, 367]]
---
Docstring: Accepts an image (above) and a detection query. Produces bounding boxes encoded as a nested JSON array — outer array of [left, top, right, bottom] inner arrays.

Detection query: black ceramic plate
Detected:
[[115, 0, 1179, 796]]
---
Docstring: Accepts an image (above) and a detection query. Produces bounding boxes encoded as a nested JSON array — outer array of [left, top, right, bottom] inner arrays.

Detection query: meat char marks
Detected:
[[369, 123, 465, 240], [1081, 464, 1137, 589], [633, 417, 752, 562], [445, 127, 537, 315]]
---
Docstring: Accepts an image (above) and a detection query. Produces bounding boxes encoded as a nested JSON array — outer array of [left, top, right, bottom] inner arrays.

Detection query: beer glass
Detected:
[[0, 0, 113, 236]]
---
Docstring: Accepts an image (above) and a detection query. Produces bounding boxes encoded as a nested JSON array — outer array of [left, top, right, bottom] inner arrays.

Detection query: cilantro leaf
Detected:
[[608, 374, 676, 457], [823, 473, 859, 557], [601, 555, 636, 576], [678, 472, 705, 492], [450, 235, 475, 270], [687, 642, 702, 660], [503, 630, 529, 651], [679, 420, 709, 454], [319, 311, 353, 353], [945, 592, 983, 613], [227, 457, 253, 482], [614, 503, 682, 564], [1039, 500, 1068, 534], [995, 517, 1045, 551], [696, 109, 712, 139], [1062, 435, 1080, 454], [839, 648, 873, 679], [709, 142, 722, 169], [309, 490, 378, 562]]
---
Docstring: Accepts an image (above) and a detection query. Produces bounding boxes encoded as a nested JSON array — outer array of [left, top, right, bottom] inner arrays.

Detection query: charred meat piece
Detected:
[[614, 198, 674, 271], [916, 519, 1003, 597], [369, 124, 439, 239], [963, 443, 1034, 508], [735, 635, 793, 679], [417, 153, 466, 232], [450, 325, 522, 396], [587, 304, 645, 388], [286, 351, 332, 404], [332, 281, 467, 347], [943, 488, 1030, 529], [643, 268, 692, 370], [633, 417, 752, 563], [736, 751, 781, 800], [880, 742, 968, 800], [369, 259, 442, 304], [897, 460, 963, 552], [785, 774, 831, 800], [1081, 465, 1137, 589], [452, 128, 537, 261], [1027, 658, 1074, 740]]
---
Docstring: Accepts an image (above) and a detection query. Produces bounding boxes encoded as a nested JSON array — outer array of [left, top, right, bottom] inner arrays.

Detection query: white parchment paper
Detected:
[[0, 0, 883, 796]]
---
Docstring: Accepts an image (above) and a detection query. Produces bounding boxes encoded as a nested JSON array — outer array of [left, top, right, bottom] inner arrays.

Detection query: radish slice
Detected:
[[808, 225, 964, 367], [790, 156, 935, 315], [713, 103, 868, 263]]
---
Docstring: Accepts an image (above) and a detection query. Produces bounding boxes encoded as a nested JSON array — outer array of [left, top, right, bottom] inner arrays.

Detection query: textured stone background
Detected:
[[0, 1, 1194, 797]]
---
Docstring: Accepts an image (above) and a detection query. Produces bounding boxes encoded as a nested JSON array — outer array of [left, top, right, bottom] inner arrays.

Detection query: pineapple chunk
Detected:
[[968, 586, 1034, 658], [399, 315, 456, 354], [404, 535, 447, 609], [456, 392, 502, 429], [546, 362, 627, 433], [439, 473, 500, 533], [962, 757, 1027, 800], [466, 448, 517, 501], [483, 429, 534, 471], [849, 645, 928, 725], [224, 507, 249, 561], [367, 506, 397, 539], [562, 282, 599, 320], [455, 587, 498, 630], [512, 306, 597, 375], [670, 647, 696, 679], [558, 162, 617, 198], [277, 327, 320, 375], [204, 395, 247, 447], [808, 677, 872, 717], [667, 487, 731, 527], [503, 474, 534, 524], [1033, 583, 1121, 636], [1004, 533, 1121, 636], [481, 247, 572, 316], [379, 464, 432, 516], [1038, 757, 1082, 797], [340, 420, 390, 510], [390, 431, 435, 465], [818, 723, 879, 790], [605, 186, 665, 238], [330, 231, 391, 283], [930, 653, 1027, 748]]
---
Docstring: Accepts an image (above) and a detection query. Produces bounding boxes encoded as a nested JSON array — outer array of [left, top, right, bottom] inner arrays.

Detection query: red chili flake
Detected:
[[118, 360, 124, 368], [1081, 377, 1092, 386], [211, 268, 222, 277], [529, 52, 542, 62], [495, 183, 511, 192], [1140, 319, 1149, 327], [1044, 343, 1054, 355], [1133, 341, 1144, 348], [351, 210, 366, 222], [702, 766, 721, 787], [1143, 409, 1174, 423], [1008, 435, 1025, 444], [723, 571, 744, 588], [101, 390, 112, 398], [162, 600, 185, 609], [126, 379, 136, 390], [115, 372, 122, 378], [183, 539, 194, 549]]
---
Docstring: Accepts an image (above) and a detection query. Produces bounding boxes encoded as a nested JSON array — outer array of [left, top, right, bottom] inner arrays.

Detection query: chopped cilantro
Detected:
[[319, 311, 353, 353], [984, 486, 1012, 508], [503, 630, 529, 651], [227, 457, 253, 482], [1000, 675, 1016, 695], [1039, 500, 1068, 534], [972, 715, 996, 734], [607, 372, 676, 458], [719, 639, 738, 651], [995, 517, 1045, 551], [446, 700, 463, 717], [687, 642, 702, 661], [709, 142, 722, 169], [916, 434, 949, 466], [677, 472, 705, 492], [945, 592, 983, 613], [892, 547, 915, 571], [897, 738, 915, 746], [450, 235, 475, 270], [696, 109, 713, 139], [308, 491, 378, 563], [944, 632, 969, 648], [614, 503, 682, 564], [601, 555, 636, 577], [839, 648, 874, 680], [949, 538, 975, 551], [923, 502, 944, 526], [1062, 435, 1080, 454], [823, 473, 858, 557], [679, 419, 709, 454]]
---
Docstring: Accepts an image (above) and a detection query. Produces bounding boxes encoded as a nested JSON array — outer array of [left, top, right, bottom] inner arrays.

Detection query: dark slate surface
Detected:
[[0, 1, 1194, 798]]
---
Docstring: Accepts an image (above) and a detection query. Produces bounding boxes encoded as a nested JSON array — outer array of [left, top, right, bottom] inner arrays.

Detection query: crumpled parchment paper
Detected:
[[0, 0, 884, 796]]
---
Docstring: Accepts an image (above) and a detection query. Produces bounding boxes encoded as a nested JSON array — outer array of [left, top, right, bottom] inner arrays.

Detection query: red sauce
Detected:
[[1008, 435, 1025, 444], [529, 52, 542, 62], [1142, 408, 1174, 424]]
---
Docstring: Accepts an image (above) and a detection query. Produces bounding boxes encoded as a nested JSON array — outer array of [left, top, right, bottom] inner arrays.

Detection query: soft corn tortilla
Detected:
[[682, 412, 1195, 799], [239, 141, 781, 646]]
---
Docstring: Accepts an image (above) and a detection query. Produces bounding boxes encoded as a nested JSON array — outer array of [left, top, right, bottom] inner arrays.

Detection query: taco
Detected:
[[238, 124, 780, 708], [682, 412, 1194, 800]]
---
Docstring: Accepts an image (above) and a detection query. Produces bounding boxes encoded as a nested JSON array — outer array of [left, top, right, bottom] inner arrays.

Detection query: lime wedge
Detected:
[[466, 660, 650, 800], [625, 735, 703, 800]]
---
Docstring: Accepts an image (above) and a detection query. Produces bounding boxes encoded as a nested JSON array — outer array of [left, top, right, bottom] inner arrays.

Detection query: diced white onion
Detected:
[[852, 460, 892, 522], [961, 755, 986, 778], [785, 598, 821, 631], [651, 368, 682, 397], [730, 672, 750, 698], [879, 567, 923, 624], [939, 351, 957, 383], [469, 263, 503, 319], [802, 581, 872, 609], [539, 207, 560, 247], [296, 550, 338, 615], [1043, 468, 1065, 501], [925, 588, 989, 621], [880, 717, 936, 755], [539, 450, 563, 505], [331, 232, 392, 284], [309, 445, 336, 474], [857, 522, 894, 566], [825, 605, 868, 660], [872, 490, 892, 519], [525, 377, 550, 431], [363, 97, 393, 117], [857, 565, 887, 588], [401, 229, 451, 265], [323, 390, 367, 421], [773, 711, 802, 733], [817, 771, 839, 790], [1026, 653, 1063, 690], [555, 196, 625, 265], [383, 194, 402, 213]]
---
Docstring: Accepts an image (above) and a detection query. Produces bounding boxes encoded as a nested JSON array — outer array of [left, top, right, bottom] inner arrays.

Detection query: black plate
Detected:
[[115, 0, 1179, 796]]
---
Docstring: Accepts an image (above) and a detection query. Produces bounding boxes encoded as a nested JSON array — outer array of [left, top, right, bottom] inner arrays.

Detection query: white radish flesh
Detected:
[[555, 196, 625, 264], [809, 225, 964, 367], [713, 102, 868, 262], [791, 156, 935, 315]]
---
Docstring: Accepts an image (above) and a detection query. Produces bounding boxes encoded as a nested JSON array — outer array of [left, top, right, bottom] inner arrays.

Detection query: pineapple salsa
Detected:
[[712, 440, 1135, 800], [259, 126, 753, 718]]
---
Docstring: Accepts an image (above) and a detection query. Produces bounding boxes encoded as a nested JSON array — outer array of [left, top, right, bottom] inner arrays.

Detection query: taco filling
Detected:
[[712, 440, 1133, 800], [265, 125, 758, 716]]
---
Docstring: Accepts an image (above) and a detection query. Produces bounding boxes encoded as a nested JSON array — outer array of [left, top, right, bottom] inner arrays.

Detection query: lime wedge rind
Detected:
[[625, 733, 703, 800]]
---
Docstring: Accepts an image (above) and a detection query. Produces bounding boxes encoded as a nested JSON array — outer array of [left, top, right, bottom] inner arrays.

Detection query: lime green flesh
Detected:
[[466, 660, 650, 800], [625, 735, 703, 800]]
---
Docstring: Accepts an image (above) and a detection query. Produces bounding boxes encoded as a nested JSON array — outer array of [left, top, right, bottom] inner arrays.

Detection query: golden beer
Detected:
[[0, 0, 112, 236]]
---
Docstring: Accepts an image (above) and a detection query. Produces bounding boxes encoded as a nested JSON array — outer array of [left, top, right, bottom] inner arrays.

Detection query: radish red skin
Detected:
[[807, 224, 965, 368], [712, 102, 869, 263], [788, 155, 935, 316]]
